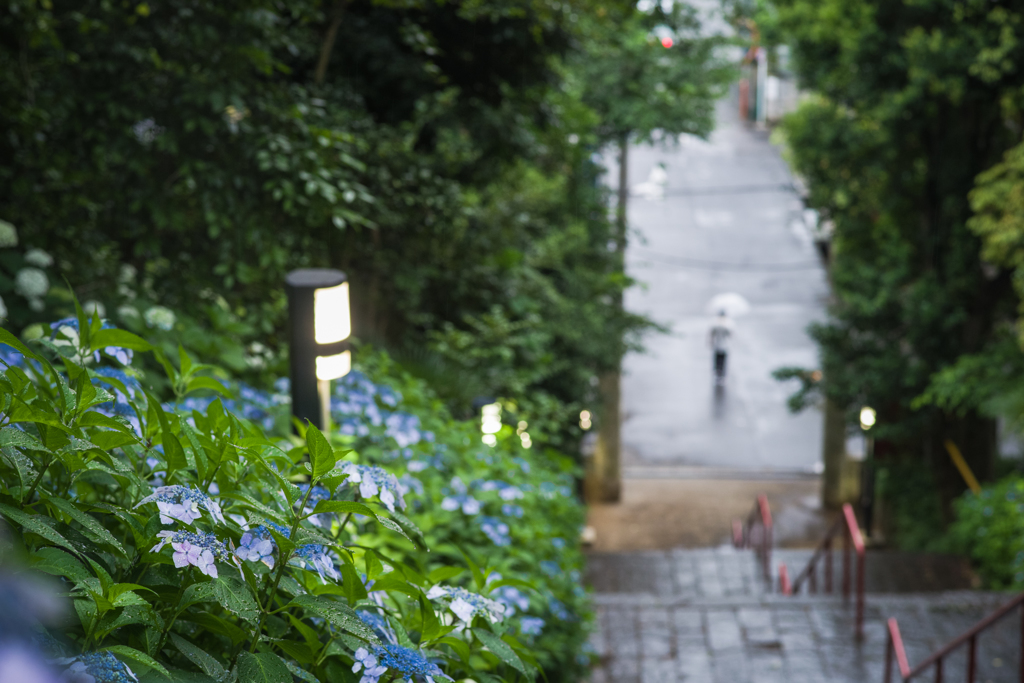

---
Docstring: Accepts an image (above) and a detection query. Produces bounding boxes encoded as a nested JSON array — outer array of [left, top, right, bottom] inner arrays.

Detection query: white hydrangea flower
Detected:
[[83, 300, 106, 318], [14, 268, 48, 298], [118, 304, 140, 320], [23, 248, 53, 268], [119, 264, 137, 283], [0, 220, 17, 248], [144, 305, 176, 331]]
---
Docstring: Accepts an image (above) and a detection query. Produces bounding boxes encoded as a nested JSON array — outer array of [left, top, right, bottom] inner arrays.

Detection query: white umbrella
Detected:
[[706, 292, 751, 317]]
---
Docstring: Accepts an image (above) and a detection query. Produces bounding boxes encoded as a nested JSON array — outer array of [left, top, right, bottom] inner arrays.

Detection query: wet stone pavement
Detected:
[[587, 548, 1021, 683]]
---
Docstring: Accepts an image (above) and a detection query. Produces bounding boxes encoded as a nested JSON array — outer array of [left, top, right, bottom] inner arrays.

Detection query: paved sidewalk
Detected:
[[587, 548, 1019, 683]]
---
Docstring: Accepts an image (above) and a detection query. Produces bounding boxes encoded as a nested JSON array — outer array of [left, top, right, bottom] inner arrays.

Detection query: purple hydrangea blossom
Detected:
[[340, 463, 407, 513], [425, 585, 505, 624], [56, 651, 138, 683], [519, 616, 545, 636], [234, 529, 276, 569], [135, 485, 225, 526], [292, 544, 340, 583], [353, 644, 451, 683], [151, 530, 236, 578], [478, 516, 511, 546], [296, 484, 334, 528]]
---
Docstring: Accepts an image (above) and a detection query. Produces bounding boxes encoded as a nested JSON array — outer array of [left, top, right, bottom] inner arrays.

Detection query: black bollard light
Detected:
[[286, 269, 351, 431]]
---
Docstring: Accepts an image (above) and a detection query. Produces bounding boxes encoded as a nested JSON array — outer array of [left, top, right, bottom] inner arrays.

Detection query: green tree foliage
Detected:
[[1, 0, 670, 450], [761, 0, 1024, 507]]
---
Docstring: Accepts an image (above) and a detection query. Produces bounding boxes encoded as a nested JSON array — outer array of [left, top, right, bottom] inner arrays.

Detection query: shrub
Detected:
[[949, 475, 1024, 590], [0, 310, 592, 682]]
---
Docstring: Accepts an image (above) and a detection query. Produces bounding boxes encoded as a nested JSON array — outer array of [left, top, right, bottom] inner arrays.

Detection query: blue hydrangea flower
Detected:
[[357, 610, 397, 644], [384, 411, 422, 447], [50, 318, 134, 365], [135, 485, 225, 526], [57, 652, 137, 683], [354, 644, 451, 683], [234, 528, 276, 569], [425, 585, 505, 624], [297, 484, 334, 528], [540, 561, 560, 577], [293, 544, 340, 583], [519, 616, 545, 636], [479, 480, 524, 501], [152, 530, 237, 578], [501, 503, 524, 518], [440, 493, 481, 515], [340, 463, 407, 513], [548, 597, 571, 621], [478, 517, 511, 546], [489, 583, 529, 617], [0, 344, 24, 368]]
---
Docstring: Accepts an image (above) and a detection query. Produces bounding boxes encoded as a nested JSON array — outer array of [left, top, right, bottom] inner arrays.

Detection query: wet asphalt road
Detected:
[[618, 97, 829, 475]]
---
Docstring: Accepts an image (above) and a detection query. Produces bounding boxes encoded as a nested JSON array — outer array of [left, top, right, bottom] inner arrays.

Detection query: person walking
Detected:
[[708, 310, 734, 384]]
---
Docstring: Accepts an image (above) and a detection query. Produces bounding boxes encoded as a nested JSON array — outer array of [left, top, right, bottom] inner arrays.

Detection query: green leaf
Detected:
[[184, 376, 230, 397], [42, 494, 127, 558], [428, 566, 465, 584], [170, 634, 227, 679], [289, 594, 379, 644], [180, 581, 217, 610], [438, 636, 471, 663], [30, 547, 90, 582], [418, 592, 443, 642], [283, 659, 318, 683], [91, 328, 153, 352], [0, 426, 45, 450], [212, 576, 260, 624], [312, 501, 413, 543], [0, 327, 41, 361], [102, 645, 171, 678], [474, 629, 534, 680], [0, 503, 81, 555], [305, 422, 335, 479], [236, 651, 291, 683]]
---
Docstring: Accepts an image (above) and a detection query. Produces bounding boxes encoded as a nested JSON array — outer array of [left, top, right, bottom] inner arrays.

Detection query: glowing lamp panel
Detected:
[[316, 350, 351, 381], [314, 282, 351, 344]]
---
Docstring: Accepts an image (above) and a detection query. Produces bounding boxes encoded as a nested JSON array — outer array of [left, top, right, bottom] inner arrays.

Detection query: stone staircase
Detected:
[[586, 547, 1021, 683]]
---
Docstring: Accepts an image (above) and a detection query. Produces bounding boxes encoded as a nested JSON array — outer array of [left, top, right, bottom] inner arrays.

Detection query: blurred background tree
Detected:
[[728, 0, 1024, 534], [0, 0, 726, 452]]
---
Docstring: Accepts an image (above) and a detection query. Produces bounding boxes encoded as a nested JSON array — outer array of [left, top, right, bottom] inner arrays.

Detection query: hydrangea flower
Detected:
[[519, 616, 545, 636], [143, 306, 175, 331], [0, 643, 61, 683], [548, 597, 571, 621], [152, 530, 236, 578], [351, 647, 388, 683], [14, 268, 48, 298], [293, 544, 340, 583], [353, 645, 451, 683], [478, 517, 511, 546], [488, 578, 529, 617], [440, 493, 481, 515], [384, 411, 422, 447], [340, 463, 407, 513], [426, 586, 504, 624], [0, 220, 17, 247], [501, 503, 524, 518], [234, 528, 276, 569], [540, 561, 560, 577], [135, 485, 225, 526], [479, 480, 523, 500], [57, 652, 137, 683], [296, 484, 334, 528], [22, 248, 53, 269], [357, 611, 397, 644], [50, 318, 134, 365]]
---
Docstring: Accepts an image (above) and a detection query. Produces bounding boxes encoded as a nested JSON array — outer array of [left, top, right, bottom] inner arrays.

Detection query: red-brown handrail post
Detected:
[[883, 595, 1024, 681], [825, 536, 833, 593], [843, 529, 851, 601], [758, 494, 772, 581], [843, 503, 866, 639], [735, 494, 774, 585]]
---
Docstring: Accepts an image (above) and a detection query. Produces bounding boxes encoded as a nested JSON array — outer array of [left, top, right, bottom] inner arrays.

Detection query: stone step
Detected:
[[588, 590, 1019, 683], [586, 547, 976, 598], [587, 548, 1013, 683]]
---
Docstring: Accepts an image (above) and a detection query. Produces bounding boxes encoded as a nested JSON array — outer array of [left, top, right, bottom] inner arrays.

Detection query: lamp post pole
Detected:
[[286, 269, 351, 431]]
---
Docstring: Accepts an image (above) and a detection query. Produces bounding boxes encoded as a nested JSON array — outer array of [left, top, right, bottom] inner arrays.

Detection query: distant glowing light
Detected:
[[860, 406, 876, 431], [481, 403, 502, 435], [579, 410, 592, 430], [314, 282, 351, 344], [315, 350, 351, 381], [482, 434, 497, 447], [520, 432, 532, 449], [660, 36, 673, 48]]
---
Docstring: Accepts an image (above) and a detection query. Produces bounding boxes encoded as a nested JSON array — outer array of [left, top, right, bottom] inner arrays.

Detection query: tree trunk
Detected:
[[594, 134, 630, 503]]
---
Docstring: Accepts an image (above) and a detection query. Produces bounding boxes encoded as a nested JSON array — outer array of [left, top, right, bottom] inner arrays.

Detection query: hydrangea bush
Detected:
[[948, 475, 1024, 590], [0, 308, 590, 682]]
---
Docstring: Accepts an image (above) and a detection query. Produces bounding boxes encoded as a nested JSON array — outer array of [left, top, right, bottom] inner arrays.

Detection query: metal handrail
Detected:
[[884, 593, 1024, 682], [777, 503, 865, 639], [732, 494, 773, 581]]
